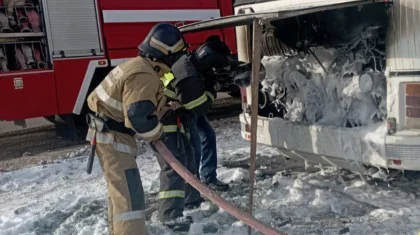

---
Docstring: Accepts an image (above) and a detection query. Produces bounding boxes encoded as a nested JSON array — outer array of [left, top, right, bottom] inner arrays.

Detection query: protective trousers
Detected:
[[154, 125, 201, 222], [92, 130, 147, 235], [188, 115, 218, 181]]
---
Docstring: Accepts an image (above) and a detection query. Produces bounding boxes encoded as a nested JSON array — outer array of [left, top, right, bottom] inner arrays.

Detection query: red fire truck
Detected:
[[0, 0, 236, 138]]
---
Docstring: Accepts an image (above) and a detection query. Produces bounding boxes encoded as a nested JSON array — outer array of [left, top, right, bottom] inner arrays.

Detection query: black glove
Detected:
[[232, 63, 251, 87], [175, 107, 190, 117], [232, 62, 266, 88]]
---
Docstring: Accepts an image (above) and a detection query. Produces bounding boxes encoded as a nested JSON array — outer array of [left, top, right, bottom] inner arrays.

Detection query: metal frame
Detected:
[[179, 0, 388, 33], [102, 9, 221, 23], [41, 0, 54, 68], [247, 18, 263, 235], [42, 0, 104, 58], [72, 59, 108, 115], [94, 0, 105, 53], [0, 70, 53, 77]]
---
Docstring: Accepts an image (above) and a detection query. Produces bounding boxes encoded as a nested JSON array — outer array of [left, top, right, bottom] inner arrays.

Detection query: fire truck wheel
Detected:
[[72, 114, 87, 126], [43, 114, 88, 141], [228, 85, 241, 98]]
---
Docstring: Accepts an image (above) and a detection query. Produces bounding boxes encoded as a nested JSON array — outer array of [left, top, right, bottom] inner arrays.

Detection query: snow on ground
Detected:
[[1, 118, 420, 235]]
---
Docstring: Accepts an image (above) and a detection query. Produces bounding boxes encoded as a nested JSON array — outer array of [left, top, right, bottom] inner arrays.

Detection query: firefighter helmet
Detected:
[[193, 36, 231, 73], [138, 23, 188, 63]]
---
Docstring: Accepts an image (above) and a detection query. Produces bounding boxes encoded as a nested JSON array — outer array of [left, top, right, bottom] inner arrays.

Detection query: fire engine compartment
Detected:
[[257, 3, 389, 129], [0, 0, 48, 73]]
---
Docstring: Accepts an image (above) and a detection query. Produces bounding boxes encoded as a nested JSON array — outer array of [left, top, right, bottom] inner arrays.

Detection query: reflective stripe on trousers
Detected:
[[158, 190, 185, 199], [86, 129, 136, 154], [114, 210, 146, 222]]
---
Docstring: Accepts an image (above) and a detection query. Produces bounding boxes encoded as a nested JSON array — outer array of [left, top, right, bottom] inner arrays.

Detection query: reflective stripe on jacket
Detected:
[[87, 56, 170, 141], [169, 54, 215, 115]]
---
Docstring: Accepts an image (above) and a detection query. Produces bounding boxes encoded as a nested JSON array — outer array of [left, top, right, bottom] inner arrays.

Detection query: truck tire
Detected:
[[72, 113, 88, 126], [51, 114, 88, 141], [228, 85, 241, 98]]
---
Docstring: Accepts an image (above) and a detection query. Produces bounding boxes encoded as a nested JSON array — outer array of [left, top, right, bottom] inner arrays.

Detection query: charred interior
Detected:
[[258, 3, 390, 128]]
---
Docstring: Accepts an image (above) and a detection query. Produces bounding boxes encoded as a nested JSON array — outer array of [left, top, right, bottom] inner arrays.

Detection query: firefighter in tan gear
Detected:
[[85, 23, 189, 235]]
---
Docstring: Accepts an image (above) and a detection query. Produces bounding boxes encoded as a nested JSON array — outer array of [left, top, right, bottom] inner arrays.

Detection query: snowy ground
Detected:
[[1, 118, 420, 235]]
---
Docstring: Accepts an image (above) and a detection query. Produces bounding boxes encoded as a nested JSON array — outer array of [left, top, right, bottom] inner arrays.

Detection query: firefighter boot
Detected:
[[202, 178, 229, 192], [162, 215, 193, 232], [184, 197, 205, 210]]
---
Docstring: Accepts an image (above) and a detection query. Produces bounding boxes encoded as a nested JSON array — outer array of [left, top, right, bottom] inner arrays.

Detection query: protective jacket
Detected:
[[163, 54, 216, 115], [87, 56, 170, 142]]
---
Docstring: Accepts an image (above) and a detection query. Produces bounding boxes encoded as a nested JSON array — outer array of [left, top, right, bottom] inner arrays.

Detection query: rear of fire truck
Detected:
[[0, 0, 107, 139], [233, 0, 420, 172], [0, 0, 236, 139], [0, 0, 56, 126]]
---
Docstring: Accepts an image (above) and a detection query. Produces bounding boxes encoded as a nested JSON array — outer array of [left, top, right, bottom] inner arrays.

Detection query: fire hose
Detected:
[[152, 140, 286, 235]]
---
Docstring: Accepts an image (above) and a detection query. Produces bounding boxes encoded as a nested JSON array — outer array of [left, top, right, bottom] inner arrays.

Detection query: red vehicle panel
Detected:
[[0, 0, 237, 124], [217, 0, 237, 53], [99, 0, 236, 59], [103, 23, 225, 54], [53, 58, 106, 114], [0, 71, 58, 121], [107, 49, 137, 61]]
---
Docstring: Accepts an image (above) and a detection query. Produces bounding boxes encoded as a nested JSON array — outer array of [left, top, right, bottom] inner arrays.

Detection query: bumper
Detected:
[[239, 114, 420, 171]]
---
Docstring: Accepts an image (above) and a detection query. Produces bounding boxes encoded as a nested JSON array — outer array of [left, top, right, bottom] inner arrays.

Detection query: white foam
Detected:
[[261, 46, 387, 127]]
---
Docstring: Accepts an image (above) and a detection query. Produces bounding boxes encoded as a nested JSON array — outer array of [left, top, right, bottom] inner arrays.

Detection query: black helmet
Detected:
[[138, 23, 188, 64], [193, 35, 231, 74]]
